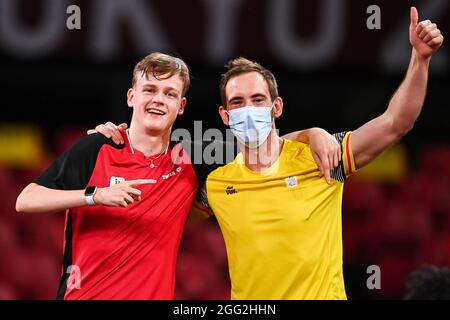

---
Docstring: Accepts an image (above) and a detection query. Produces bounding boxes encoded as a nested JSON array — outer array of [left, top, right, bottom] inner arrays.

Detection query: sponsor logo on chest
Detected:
[[162, 166, 182, 180], [285, 176, 298, 188], [108, 167, 183, 186]]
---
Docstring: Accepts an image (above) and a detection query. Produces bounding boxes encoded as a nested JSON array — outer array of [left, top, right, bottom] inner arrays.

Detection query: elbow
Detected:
[[386, 112, 415, 142], [16, 193, 29, 213], [394, 122, 414, 140], [16, 197, 25, 213], [15, 184, 36, 213]]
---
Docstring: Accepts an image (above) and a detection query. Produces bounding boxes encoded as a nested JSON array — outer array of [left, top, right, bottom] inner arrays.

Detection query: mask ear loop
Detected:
[[269, 99, 277, 121], [224, 109, 232, 125]]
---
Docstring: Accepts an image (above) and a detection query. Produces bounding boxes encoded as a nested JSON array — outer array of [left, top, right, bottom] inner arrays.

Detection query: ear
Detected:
[[178, 97, 187, 115], [127, 88, 134, 108], [273, 97, 283, 119], [218, 106, 230, 125]]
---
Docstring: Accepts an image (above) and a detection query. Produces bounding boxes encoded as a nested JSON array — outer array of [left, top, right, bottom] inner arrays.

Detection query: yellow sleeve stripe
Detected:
[[343, 132, 356, 177]]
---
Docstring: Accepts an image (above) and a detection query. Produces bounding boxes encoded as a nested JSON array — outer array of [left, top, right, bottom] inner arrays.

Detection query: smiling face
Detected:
[[127, 72, 186, 135]]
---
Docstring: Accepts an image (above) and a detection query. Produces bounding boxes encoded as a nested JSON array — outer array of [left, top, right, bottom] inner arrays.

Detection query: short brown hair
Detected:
[[132, 52, 190, 96], [220, 57, 279, 107]]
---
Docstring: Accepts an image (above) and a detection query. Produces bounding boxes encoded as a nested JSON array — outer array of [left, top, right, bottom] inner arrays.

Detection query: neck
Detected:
[[240, 130, 283, 172], [128, 124, 170, 157]]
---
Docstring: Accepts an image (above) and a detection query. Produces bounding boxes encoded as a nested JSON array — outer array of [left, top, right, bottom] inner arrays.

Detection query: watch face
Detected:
[[85, 186, 97, 196]]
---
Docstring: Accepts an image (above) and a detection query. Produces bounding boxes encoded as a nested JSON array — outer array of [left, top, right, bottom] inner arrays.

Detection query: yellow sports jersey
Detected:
[[200, 132, 355, 300]]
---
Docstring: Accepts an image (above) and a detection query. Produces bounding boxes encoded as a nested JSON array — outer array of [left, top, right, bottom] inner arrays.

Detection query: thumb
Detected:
[[410, 6, 419, 28], [118, 123, 128, 129]]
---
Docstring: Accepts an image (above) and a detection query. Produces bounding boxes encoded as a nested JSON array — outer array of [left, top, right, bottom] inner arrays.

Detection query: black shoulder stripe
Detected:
[[331, 132, 347, 183], [34, 133, 124, 190]]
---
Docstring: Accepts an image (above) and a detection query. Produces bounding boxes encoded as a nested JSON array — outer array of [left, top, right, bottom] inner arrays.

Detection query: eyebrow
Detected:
[[228, 93, 268, 104], [141, 83, 180, 94]]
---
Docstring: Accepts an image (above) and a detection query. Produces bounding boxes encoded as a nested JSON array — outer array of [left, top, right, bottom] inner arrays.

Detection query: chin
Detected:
[[140, 114, 176, 133], [143, 122, 170, 134]]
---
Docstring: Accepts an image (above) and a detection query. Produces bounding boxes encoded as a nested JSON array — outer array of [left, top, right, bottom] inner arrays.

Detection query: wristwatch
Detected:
[[85, 186, 98, 206]]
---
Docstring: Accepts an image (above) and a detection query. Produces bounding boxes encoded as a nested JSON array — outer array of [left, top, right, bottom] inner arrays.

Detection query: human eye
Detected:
[[254, 97, 266, 104], [143, 87, 156, 93], [230, 99, 243, 107]]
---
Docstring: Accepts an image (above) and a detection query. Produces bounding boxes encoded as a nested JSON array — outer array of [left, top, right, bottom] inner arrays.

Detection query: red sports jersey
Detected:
[[35, 130, 200, 299]]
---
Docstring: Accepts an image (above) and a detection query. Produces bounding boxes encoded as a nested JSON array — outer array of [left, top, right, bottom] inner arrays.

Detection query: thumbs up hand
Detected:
[[409, 7, 444, 59]]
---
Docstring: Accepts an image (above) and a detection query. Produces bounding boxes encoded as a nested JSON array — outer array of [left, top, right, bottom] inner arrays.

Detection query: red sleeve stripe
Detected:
[[345, 134, 353, 175]]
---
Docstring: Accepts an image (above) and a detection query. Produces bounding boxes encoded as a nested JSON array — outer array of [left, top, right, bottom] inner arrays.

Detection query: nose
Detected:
[[151, 90, 165, 105]]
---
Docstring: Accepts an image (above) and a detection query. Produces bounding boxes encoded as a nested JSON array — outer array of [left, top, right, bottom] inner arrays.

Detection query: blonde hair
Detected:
[[132, 52, 190, 96]]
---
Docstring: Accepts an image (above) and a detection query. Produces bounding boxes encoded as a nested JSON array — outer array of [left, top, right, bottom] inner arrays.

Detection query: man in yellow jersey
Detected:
[[194, 7, 443, 299]]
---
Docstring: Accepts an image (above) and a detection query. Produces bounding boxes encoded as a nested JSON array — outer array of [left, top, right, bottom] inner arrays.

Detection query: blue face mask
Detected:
[[227, 104, 274, 149]]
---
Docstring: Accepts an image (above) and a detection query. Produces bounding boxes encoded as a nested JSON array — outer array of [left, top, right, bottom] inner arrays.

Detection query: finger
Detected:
[[428, 35, 444, 47], [130, 194, 141, 202], [419, 23, 436, 40], [423, 29, 440, 43], [127, 179, 157, 186], [105, 121, 118, 129], [419, 23, 434, 39], [333, 150, 339, 169], [105, 122, 123, 144], [323, 164, 331, 185], [325, 155, 332, 184], [416, 20, 431, 36], [118, 123, 128, 130], [312, 152, 324, 177], [319, 152, 331, 184], [87, 129, 97, 135], [123, 193, 134, 204], [410, 7, 418, 29], [96, 124, 111, 138], [316, 166, 324, 177], [123, 186, 142, 197], [110, 132, 122, 145], [328, 153, 334, 169], [119, 200, 128, 208]]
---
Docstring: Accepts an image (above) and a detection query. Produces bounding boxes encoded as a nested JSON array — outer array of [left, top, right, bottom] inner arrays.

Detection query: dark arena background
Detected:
[[0, 0, 449, 300]]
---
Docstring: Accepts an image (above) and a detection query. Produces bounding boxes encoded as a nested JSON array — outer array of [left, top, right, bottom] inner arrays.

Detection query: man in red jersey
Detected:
[[16, 53, 199, 299], [16, 52, 340, 299]]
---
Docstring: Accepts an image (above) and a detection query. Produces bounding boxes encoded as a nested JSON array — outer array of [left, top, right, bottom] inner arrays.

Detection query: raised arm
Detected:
[[352, 7, 444, 169]]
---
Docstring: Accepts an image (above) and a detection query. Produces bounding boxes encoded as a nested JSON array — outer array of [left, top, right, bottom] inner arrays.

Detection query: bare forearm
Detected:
[[386, 49, 430, 135], [352, 7, 443, 170], [281, 128, 312, 143], [353, 50, 431, 169], [16, 183, 86, 214]]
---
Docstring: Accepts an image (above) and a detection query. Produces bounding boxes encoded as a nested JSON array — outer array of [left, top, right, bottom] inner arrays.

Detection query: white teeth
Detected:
[[146, 109, 165, 115]]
